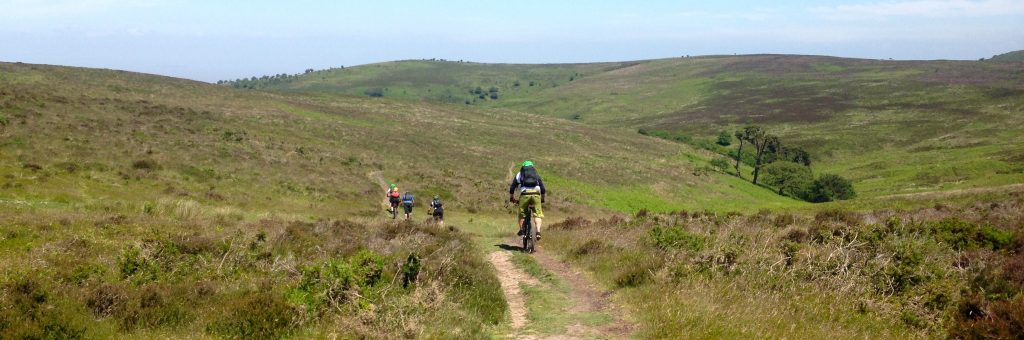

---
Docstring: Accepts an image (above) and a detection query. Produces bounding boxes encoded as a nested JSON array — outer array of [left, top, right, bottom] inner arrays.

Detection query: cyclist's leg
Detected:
[[517, 196, 529, 234], [525, 194, 544, 236]]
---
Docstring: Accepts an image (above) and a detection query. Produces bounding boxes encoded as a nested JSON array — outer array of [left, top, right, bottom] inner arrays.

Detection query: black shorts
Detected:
[[403, 204, 413, 214], [433, 209, 444, 219], [389, 197, 400, 205]]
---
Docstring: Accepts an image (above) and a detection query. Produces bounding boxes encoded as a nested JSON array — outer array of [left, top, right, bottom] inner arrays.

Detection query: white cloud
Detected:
[[812, 0, 1024, 20]]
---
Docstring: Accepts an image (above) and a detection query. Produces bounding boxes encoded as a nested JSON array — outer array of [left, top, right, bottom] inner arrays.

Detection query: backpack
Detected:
[[402, 193, 414, 204], [520, 166, 540, 187], [389, 189, 400, 198], [432, 199, 443, 208]]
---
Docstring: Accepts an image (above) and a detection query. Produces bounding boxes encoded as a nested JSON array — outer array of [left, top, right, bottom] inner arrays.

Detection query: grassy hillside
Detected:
[[255, 55, 1024, 199], [991, 50, 1024, 62], [231, 59, 634, 105], [0, 62, 801, 337], [0, 62, 797, 218]]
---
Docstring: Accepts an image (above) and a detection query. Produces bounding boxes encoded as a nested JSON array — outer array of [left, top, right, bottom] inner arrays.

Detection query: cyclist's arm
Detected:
[[508, 173, 521, 195], [538, 177, 546, 195]]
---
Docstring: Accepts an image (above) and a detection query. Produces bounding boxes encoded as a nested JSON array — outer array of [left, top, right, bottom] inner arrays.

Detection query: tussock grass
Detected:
[[544, 198, 1024, 338], [0, 205, 506, 338]]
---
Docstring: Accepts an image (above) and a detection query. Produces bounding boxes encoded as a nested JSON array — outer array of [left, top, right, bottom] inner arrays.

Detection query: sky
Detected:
[[1, 0, 1022, 82]]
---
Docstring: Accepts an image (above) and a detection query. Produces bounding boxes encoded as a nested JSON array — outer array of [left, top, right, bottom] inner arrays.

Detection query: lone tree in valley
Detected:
[[739, 125, 778, 185], [762, 161, 812, 196], [733, 128, 749, 176]]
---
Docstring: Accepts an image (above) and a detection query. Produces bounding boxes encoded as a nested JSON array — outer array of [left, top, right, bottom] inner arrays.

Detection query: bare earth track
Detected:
[[487, 236, 634, 339]]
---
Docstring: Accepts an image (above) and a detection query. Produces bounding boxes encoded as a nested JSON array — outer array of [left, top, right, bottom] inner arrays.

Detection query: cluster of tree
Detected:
[[728, 125, 855, 202], [219, 66, 344, 89], [638, 126, 854, 202], [470, 86, 500, 100]]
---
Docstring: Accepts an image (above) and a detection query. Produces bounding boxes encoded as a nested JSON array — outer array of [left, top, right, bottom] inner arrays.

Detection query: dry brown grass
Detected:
[[544, 198, 1024, 338]]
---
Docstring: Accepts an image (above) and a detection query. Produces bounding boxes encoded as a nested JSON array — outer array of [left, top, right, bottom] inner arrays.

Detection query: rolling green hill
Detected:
[[0, 61, 799, 218], [244, 55, 1024, 198]]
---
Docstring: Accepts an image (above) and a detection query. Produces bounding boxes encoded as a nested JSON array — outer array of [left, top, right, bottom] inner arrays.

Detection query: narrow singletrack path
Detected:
[[486, 235, 634, 339], [489, 251, 540, 330]]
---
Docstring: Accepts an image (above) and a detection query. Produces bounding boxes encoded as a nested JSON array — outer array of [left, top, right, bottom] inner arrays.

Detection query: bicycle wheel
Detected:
[[523, 207, 536, 253], [521, 225, 531, 253]]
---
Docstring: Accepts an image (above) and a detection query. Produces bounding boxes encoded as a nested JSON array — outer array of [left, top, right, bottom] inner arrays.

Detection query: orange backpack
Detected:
[[389, 189, 401, 198]]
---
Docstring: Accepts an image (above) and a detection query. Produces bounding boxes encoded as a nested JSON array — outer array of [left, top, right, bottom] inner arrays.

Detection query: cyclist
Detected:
[[401, 191, 415, 220], [387, 184, 401, 218], [430, 195, 444, 227], [509, 160, 546, 240]]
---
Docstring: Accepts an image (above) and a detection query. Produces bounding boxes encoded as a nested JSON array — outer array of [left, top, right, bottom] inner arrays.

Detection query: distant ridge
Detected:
[[990, 50, 1024, 61]]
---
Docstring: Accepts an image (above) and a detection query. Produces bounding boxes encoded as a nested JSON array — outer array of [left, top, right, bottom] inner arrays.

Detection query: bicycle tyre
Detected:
[[523, 207, 536, 253]]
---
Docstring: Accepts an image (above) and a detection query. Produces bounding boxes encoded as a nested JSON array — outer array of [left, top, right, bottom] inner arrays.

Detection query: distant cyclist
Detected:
[[509, 160, 546, 239], [430, 195, 444, 227], [401, 191, 415, 220], [387, 184, 401, 218]]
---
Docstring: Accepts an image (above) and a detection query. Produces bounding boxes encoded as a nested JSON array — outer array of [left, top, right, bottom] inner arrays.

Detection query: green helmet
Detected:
[[434, 195, 440, 199], [389, 183, 397, 189], [522, 160, 534, 167]]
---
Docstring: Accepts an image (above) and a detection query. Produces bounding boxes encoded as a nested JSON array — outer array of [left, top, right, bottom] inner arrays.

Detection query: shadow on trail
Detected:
[[495, 243, 525, 252]]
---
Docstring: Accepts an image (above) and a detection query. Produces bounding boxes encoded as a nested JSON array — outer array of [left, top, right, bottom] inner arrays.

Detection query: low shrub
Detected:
[[131, 159, 160, 171], [927, 218, 1013, 251], [207, 291, 296, 339], [118, 245, 159, 283], [550, 216, 592, 230], [613, 252, 662, 287], [570, 239, 608, 259], [286, 249, 390, 314], [650, 226, 705, 252]]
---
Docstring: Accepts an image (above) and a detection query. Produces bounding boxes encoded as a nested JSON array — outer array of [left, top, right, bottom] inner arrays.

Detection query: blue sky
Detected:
[[1, 0, 1021, 82]]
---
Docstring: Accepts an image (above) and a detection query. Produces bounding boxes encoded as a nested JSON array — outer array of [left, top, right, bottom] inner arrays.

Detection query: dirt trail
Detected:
[[489, 251, 540, 330], [487, 237, 634, 339], [367, 171, 390, 210]]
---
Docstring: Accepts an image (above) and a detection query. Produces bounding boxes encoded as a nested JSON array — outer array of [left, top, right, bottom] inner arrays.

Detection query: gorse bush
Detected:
[[927, 218, 1013, 250], [286, 249, 390, 314]]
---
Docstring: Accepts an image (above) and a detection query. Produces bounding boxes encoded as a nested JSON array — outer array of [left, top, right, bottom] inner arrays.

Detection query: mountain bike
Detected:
[[522, 206, 537, 253]]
